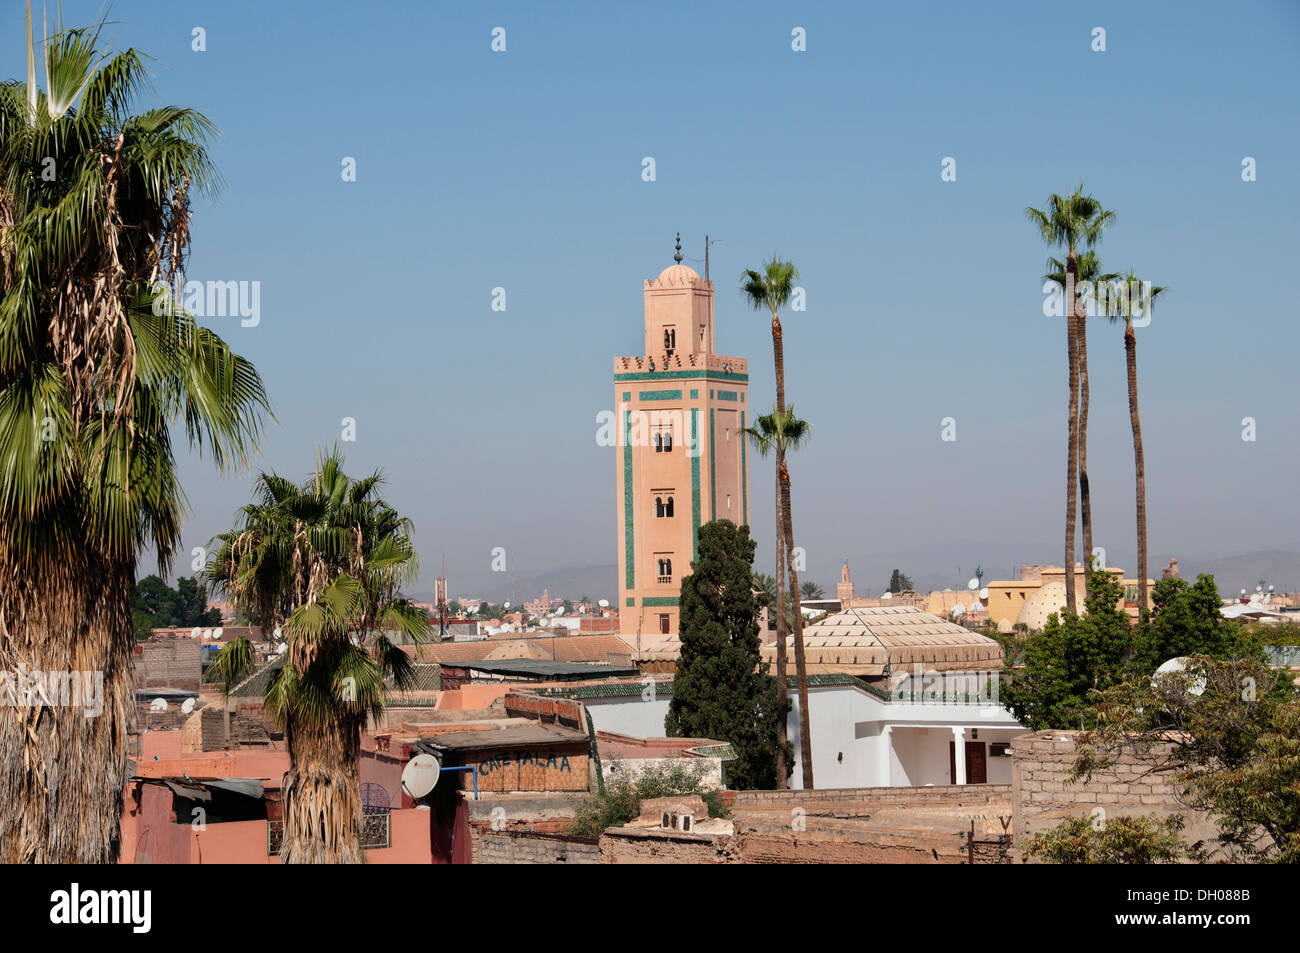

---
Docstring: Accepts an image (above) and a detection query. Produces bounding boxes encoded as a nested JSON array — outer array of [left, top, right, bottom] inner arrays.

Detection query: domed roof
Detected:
[[655, 263, 700, 285], [1016, 581, 1068, 631]]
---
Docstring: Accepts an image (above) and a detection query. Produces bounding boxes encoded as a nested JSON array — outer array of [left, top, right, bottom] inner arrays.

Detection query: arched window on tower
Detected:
[[653, 432, 663, 453], [665, 496, 674, 518], [663, 429, 672, 452], [655, 496, 664, 518]]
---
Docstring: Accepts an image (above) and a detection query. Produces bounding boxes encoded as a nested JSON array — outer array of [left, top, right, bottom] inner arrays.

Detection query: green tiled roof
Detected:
[[535, 681, 674, 700], [229, 655, 286, 698], [385, 663, 441, 693]]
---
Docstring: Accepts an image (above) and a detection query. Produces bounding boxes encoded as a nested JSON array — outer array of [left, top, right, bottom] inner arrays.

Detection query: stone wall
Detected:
[[471, 826, 600, 864], [730, 783, 1012, 812], [1010, 730, 1215, 857]]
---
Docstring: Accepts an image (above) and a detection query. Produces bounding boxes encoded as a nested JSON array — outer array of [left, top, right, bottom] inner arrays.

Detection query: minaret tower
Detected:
[[613, 235, 750, 645]]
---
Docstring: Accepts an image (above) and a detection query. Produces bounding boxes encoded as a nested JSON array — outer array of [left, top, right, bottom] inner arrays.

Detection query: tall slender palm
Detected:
[[0, 7, 270, 862], [741, 257, 801, 786], [1026, 184, 1114, 612], [744, 407, 814, 789], [1105, 272, 1165, 615], [207, 449, 429, 863], [1045, 251, 1119, 582]]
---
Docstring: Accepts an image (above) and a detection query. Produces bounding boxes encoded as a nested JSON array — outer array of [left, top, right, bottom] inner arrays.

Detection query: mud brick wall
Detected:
[[730, 784, 1012, 813], [470, 826, 600, 864], [1011, 730, 1216, 855], [134, 637, 202, 691]]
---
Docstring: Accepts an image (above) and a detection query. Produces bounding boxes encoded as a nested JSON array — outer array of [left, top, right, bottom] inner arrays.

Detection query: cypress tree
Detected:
[[666, 520, 781, 789]]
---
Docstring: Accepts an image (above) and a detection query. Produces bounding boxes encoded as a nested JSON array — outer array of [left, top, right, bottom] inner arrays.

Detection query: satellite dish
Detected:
[[555, 607, 565, 615], [190, 626, 201, 639], [213, 627, 224, 640], [882, 592, 893, 600], [149, 697, 168, 712], [968, 578, 979, 590], [952, 605, 965, 617], [202, 628, 213, 641], [181, 697, 196, 714], [401, 752, 441, 799], [1152, 657, 1206, 697], [979, 588, 989, 600], [598, 599, 609, 608]]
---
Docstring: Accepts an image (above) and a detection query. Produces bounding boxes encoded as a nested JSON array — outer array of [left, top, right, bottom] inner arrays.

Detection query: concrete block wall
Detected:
[[1010, 730, 1215, 854], [134, 637, 202, 691]]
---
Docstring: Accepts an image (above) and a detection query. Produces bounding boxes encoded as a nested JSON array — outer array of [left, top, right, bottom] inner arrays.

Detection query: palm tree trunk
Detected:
[[280, 710, 365, 863], [770, 308, 790, 788], [1064, 253, 1080, 614], [1126, 320, 1149, 615], [774, 472, 788, 788], [1078, 295, 1093, 596], [0, 554, 134, 863], [780, 462, 813, 789]]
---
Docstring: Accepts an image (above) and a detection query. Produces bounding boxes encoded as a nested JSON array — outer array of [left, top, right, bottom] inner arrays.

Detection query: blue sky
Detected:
[[7, 0, 1298, 597]]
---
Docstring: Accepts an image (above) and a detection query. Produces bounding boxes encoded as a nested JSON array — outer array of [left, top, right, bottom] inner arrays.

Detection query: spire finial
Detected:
[[673, 232, 683, 264]]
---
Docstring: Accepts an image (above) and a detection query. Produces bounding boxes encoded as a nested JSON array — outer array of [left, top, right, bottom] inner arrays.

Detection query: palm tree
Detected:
[[1105, 272, 1165, 615], [1045, 251, 1119, 585], [801, 580, 824, 601], [741, 256, 802, 787], [1026, 184, 1114, 612], [207, 449, 429, 863], [744, 406, 814, 789], [0, 7, 270, 862]]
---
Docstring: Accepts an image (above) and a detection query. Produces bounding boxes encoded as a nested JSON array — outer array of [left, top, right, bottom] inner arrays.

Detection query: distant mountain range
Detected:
[[410, 548, 1300, 607]]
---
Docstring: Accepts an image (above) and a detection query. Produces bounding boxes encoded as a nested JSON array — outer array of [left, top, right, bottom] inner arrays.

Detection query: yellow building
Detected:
[[615, 237, 750, 647]]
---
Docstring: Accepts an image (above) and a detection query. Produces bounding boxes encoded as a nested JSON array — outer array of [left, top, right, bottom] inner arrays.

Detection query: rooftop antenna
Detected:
[[704, 235, 721, 282]]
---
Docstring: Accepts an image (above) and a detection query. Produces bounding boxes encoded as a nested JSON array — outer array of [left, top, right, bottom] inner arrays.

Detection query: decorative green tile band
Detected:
[[626, 597, 635, 607], [689, 389, 698, 399], [638, 389, 682, 401], [642, 596, 680, 607], [691, 408, 700, 562], [615, 370, 749, 383], [717, 390, 738, 402], [623, 409, 634, 590]]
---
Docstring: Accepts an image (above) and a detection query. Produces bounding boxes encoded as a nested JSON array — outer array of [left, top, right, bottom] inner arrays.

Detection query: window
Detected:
[[655, 496, 664, 518], [653, 491, 675, 518], [664, 496, 674, 517], [659, 614, 671, 634], [726, 493, 732, 511], [654, 426, 672, 453], [657, 557, 673, 583]]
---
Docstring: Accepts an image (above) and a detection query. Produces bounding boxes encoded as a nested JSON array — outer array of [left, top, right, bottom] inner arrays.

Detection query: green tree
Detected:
[[1132, 574, 1260, 672], [1074, 656, 1299, 863], [132, 574, 221, 639], [1104, 271, 1165, 614], [1026, 184, 1115, 612], [887, 569, 914, 593], [0, 9, 270, 862], [206, 450, 429, 863], [1001, 568, 1135, 730], [1024, 813, 1188, 864], [800, 580, 824, 601], [666, 520, 781, 789], [743, 407, 814, 788]]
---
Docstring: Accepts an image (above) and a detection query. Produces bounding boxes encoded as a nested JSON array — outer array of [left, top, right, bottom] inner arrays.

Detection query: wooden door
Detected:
[[949, 740, 988, 784]]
